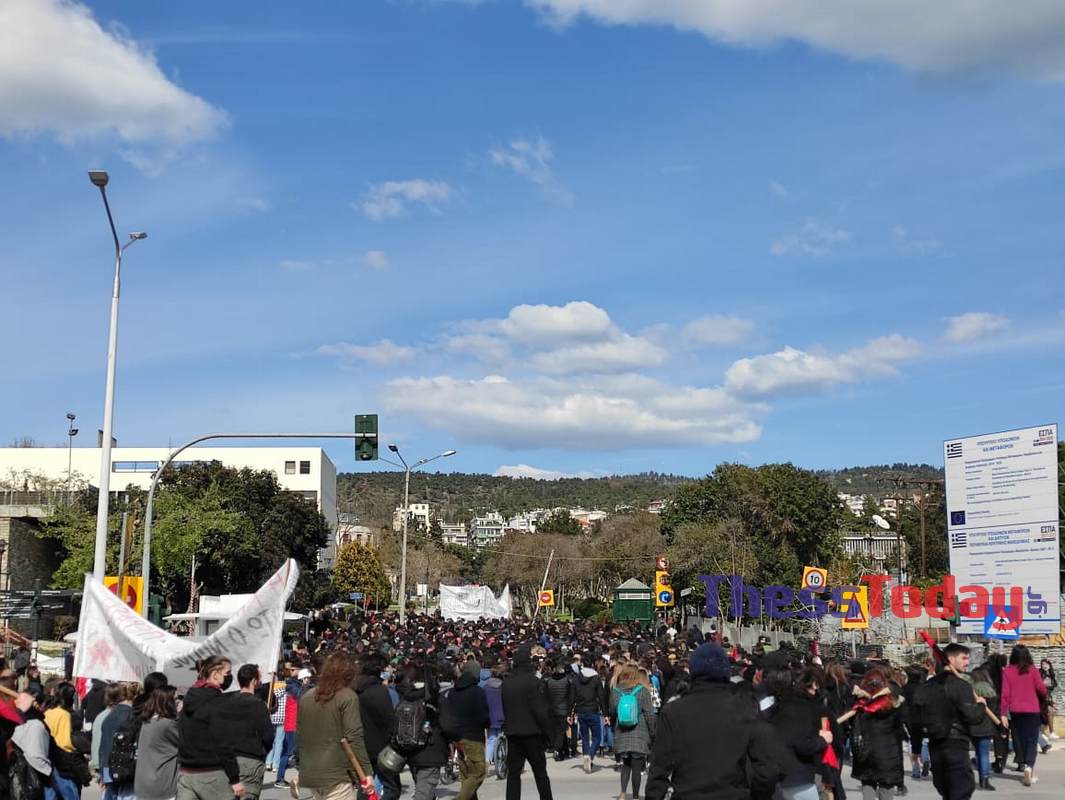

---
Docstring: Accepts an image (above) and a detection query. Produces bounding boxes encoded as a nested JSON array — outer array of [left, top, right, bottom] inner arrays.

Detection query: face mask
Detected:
[[381, 671, 392, 682], [221, 673, 233, 691]]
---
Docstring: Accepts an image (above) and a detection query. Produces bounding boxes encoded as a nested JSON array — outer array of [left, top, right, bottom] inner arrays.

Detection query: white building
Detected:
[[393, 503, 431, 532], [439, 522, 468, 547], [470, 512, 505, 549], [0, 445, 338, 559], [838, 493, 867, 516], [324, 513, 379, 570], [505, 513, 538, 533]]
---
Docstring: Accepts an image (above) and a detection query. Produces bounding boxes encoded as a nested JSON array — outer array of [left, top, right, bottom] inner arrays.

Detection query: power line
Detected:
[[475, 547, 660, 562]]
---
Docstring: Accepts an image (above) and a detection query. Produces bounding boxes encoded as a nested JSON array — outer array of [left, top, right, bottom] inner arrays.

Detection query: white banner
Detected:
[[73, 559, 299, 689], [945, 424, 1060, 634], [439, 584, 512, 621]]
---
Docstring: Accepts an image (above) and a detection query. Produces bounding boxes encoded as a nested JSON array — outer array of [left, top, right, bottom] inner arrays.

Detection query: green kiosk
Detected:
[[612, 578, 654, 624]]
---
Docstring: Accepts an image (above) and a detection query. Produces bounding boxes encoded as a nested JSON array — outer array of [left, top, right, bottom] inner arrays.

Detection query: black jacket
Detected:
[[400, 684, 448, 769], [502, 665, 551, 738], [544, 673, 576, 717], [442, 673, 490, 742], [851, 701, 905, 788], [354, 675, 395, 761], [765, 694, 828, 788], [571, 668, 607, 715], [214, 692, 274, 760], [918, 671, 987, 747], [177, 686, 240, 784], [645, 678, 778, 800]]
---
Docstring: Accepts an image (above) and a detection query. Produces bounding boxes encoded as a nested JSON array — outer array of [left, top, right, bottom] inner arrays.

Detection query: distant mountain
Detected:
[[815, 463, 944, 496]]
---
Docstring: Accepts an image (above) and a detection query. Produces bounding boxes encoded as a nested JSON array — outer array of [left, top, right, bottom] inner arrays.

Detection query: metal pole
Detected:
[[399, 466, 411, 625], [117, 511, 129, 597], [534, 549, 555, 620], [30, 579, 41, 666], [67, 426, 75, 495], [140, 432, 369, 618]]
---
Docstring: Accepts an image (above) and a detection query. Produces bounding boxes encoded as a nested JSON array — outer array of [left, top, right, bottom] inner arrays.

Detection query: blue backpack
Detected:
[[616, 685, 642, 727]]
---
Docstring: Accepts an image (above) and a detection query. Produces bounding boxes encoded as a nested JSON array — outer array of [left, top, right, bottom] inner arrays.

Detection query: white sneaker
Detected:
[[1022, 766, 1032, 786]]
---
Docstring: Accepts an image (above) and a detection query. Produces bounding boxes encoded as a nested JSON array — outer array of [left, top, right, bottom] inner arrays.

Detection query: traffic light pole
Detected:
[[140, 432, 368, 618]]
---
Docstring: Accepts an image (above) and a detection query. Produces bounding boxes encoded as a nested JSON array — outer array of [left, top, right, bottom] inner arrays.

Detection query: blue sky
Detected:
[[2, 0, 1064, 479]]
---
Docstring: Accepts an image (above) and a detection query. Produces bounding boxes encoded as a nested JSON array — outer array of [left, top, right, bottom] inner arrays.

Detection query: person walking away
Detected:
[[45, 681, 92, 800], [214, 665, 274, 800], [296, 653, 373, 800], [444, 659, 490, 800], [1000, 644, 1047, 787], [645, 643, 778, 800], [902, 662, 933, 781], [609, 663, 656, 800], [483, 661, 506, 773], [543, 660, 575, 761], [764, 665, 832, 800], [176, 656, 245, 800], [983, 654, 1009, 775], [354, 652, 400, 800], [913, 643, 987, 800], [395, 662, 448, 800], [274, 677, 300, 788], [849, 666, 905, 800], [10, 687, 54, 800], [572, 652, 606, 773], [134, 686, 181, 800], [90, 685, 121, 784], [265, 665, 288, 774], [968, 668, 999, 791], [502, 645, 554, 800], [1038, 659, 1057, 743]]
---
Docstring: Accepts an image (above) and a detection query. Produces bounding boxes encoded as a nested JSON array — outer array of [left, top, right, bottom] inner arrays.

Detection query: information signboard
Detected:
[[945, 424, 1060, 634]]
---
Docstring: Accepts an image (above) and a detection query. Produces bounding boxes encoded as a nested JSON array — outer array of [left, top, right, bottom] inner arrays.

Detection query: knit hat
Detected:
[[688, 643, 731, 682], [513, 645, 532, 667], [463, 659, 482, 678]]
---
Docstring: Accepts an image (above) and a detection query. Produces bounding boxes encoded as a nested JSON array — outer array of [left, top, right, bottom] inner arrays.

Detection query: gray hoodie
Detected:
[[134, 717, 181, 800], [12, 717, 52, 776]]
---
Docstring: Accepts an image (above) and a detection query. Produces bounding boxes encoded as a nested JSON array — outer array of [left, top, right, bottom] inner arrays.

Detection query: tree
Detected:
[[333, 542, 391, 606], [899, 490, 948, 583], [585, 512, 664, 597], [537, 509, 582, 536]]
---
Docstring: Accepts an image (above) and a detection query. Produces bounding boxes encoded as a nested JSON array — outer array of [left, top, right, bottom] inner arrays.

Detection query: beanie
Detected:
[[689, 643, 731, 682], [463, 659, 482, 678]]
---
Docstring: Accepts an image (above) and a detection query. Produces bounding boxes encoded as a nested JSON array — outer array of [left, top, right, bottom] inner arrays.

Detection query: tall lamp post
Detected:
[[88, 170, 146, 581], [381, 445, 457, 624], [65, 413, 78, 494]]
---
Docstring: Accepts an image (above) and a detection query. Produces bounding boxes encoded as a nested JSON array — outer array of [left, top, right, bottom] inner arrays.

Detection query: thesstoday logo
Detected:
[[698, 574, 1034, 625]]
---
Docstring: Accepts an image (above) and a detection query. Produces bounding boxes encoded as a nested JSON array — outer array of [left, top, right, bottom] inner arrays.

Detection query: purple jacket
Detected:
[[483, 676, 505, 729]]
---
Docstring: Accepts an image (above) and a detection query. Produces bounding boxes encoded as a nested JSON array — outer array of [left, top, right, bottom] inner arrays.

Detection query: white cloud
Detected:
[[725, 334, 920, 397], [385, 374, 762, 450], [769, 180, 789, 199], [892, 225, 941, 255], [499, 301, 614, 345], [358, 179, 453, 221], [494, 464, 598, 480], [530, 334, 667, 374], [525, 0, 1065, 81], [361, 250, 389, 270], [315, 339, 415, 365], [0, 0, 226, 146], [489, 134, 570, 199], [770, 219, 851, 257], [684, 315, 755, 346], [944, 312, 1009, 343], [444, 333, 511, 364], [279, 259, 314, 272]]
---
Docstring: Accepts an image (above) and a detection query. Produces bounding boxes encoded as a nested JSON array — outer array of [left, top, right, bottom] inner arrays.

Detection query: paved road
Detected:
[[85, 741, 1064, 800]]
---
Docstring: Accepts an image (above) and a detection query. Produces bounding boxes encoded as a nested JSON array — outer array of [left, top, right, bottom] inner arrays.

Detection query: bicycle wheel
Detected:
[[494, 733, 508, 780]]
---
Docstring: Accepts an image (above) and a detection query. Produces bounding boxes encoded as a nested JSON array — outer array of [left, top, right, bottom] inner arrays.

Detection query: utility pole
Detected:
[[534, 549, 555, 620]]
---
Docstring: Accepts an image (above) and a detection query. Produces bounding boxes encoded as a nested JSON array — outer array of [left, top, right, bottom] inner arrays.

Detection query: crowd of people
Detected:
[[0, 609, 1060, 800]]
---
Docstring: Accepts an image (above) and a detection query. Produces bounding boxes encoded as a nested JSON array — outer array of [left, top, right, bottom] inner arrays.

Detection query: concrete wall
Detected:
[[0, 515, 63, 638]]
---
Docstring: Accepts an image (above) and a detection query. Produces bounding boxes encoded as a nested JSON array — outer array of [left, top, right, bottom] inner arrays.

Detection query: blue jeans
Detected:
[[45, 772, 81, 800], [265, 723, 285, 769], [276, 731, 296, 781], [486, 726, 503, 764], [974, 737, 991, 779], [578, 712, 602, 757]]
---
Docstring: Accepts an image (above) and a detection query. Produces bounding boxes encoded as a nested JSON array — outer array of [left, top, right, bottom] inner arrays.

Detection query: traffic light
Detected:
[[355, 414, 378, 461], [655, 570, 675, 608]]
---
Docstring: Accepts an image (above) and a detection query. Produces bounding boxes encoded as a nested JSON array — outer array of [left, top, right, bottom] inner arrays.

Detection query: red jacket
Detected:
[[1001, 665, 1047, 714], [284, 693, 299, 733]]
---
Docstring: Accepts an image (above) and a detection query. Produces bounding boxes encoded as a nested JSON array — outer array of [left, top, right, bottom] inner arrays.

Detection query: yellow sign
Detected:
[[840, 586, 869, 630], [801, 566, 828, 592], [538, 590, 555, 607], [104, 576, 144, 616], [654, 570, 675, 608]]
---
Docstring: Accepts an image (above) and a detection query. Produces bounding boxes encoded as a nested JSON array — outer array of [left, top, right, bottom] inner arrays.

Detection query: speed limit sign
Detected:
[[801, 566, 828, 592]]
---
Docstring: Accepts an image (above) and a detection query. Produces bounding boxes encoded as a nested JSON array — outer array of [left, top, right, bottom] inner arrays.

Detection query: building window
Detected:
[[284, 461, 296, 475], [112, 461, 159, 473], [299, 460, 311, 475], [299, 490, 318, 503]]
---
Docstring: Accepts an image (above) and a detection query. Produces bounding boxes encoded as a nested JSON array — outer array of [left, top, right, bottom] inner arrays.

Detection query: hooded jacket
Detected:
[[177, 685, 240, 784], [572, 667, 607, 715], [502, 662, 551, 738], [354, 674, 395, 762], [399, 683, 448, 769], [544, 671, 576, 717], [442, 672, 490, 742]]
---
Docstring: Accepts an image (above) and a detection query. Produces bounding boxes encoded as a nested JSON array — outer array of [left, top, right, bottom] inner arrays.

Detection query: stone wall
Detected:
[[0, 515, 63, 638]]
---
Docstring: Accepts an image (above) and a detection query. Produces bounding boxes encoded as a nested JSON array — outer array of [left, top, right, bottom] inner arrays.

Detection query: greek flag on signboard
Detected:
[[950, 531, 967, 548], [946, 441, 963, 458]]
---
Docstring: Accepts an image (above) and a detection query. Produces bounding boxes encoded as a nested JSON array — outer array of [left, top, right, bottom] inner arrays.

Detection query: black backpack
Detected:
[[393, 697, 431, 752], [108, 719, 140, 784], [8, 744, 46, 800], [912, 675, 954, 741]]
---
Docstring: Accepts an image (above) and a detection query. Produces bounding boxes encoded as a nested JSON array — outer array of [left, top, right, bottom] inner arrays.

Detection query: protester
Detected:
[[10, 686, 53, 800], [443, 659, 490, 800], [902, 662, 932, 781], [98, 681, 137, 800], [273, 674, 301, 788], [483, 659, 506, 771], [914, 643, 986, 800], [502, 644, 554, 800], [1001, 644, 1048, 787], [544, 658, 575, 761], [397, 661, 449, 800], [1038, 659, 1057, 740], [90, 684, 121, 783], [608, 662, 656, 800], [134, 686, 181, 800], [354, 651, 400, 800], [176, 655, 244, 800], [764, 664, 832, 800], [216, 664, 275, 800], [645, 642, 777, 800], [296, 653, 373, 800], [849, 665, 905, 800], [572, 651, 607, 774], [968, 667, 999, 791], [265, 665, 288, 774]]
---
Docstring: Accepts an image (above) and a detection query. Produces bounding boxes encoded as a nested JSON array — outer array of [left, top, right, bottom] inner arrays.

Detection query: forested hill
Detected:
[[336, 464, 948, 528], [335, 471, 689, 525]]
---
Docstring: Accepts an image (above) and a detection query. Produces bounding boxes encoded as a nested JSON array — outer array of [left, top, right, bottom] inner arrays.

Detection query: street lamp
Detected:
[[88, 170, 146, 581], [66, 413, 78, 494], [381, 445, 457, 624]]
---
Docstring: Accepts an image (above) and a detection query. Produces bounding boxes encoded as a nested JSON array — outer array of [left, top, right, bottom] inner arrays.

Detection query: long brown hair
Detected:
[[316, 653, 357, 703], [613, 662, 651, 693], [139, 687, 177, 721]]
